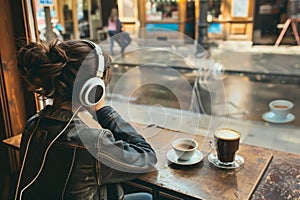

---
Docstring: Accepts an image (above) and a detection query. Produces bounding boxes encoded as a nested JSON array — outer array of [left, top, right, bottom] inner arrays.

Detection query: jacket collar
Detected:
[[40, 105, 74, 122]]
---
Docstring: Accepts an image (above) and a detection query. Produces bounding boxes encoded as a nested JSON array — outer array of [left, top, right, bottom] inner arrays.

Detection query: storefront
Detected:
[[35, 0, 105, 41], [120, 0, 255, 42], [253, 0, 298, 45], [206, 0, 299, 45], [34, 0, 298, 45], [121, 0, 196, 43], [206, 0, 254, 41]]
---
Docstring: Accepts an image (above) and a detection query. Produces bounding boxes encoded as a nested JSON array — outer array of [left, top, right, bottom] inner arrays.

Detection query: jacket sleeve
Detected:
[[116, 19, 122, 32], [94, 106, 157, 184]]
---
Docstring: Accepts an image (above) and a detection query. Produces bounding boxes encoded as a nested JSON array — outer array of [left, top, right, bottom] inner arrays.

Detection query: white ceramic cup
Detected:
[[172, 138, 198, 161], [269, 100, 293, 120]]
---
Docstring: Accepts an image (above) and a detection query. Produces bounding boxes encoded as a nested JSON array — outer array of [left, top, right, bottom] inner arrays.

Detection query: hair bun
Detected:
[[17, 41, 69, 97], [18, 42, 48, 75], [48, 41, 69, 65]]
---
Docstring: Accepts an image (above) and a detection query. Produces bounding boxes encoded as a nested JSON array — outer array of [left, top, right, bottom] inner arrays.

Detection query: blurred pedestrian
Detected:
[[107, 8, 123, 55]]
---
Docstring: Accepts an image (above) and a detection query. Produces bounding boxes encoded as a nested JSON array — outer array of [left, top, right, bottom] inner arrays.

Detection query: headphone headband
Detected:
[[81, 40, 105, 77], [79, 40, 106, 107]]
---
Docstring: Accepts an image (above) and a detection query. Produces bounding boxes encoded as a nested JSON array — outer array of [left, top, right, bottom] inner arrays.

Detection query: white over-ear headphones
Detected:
[[79, 40, 105, 107]]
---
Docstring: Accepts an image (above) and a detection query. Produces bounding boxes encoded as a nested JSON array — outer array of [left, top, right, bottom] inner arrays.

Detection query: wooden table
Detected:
[[2, 124, 300, 200], [252, 151, 300, 199], [132, 124, 274, 200]]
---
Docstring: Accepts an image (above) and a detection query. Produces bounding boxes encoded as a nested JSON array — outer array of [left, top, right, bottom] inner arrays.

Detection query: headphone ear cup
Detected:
[[79, 77, 105, 107]]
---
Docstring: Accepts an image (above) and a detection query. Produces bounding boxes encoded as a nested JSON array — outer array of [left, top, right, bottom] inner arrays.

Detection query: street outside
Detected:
[[101, 39, 300, 127]]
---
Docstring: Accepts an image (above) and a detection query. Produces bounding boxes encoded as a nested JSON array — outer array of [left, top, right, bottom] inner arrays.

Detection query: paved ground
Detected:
[[208, 41, 300, 76], [99, 38, 300, 76]]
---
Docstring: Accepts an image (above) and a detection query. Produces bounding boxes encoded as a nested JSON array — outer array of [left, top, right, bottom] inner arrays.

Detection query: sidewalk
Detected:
[[100, 38, 300, 76], [208, 40, 300, 76]]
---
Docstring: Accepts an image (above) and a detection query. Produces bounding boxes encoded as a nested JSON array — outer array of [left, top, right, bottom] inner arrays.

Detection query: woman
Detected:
[[107, 8, 123, 55], [15, 39, 157, 200]]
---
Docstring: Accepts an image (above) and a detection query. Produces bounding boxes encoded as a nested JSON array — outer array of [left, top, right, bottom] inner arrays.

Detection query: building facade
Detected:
[[33, 0, 296, 45]]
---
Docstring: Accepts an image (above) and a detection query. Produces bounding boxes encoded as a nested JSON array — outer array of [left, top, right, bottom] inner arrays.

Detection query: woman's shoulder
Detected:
[[24, 113, 40, 129]]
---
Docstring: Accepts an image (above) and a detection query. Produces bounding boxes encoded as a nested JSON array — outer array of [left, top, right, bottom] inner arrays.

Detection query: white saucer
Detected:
[[262, 111, 295, 124], [208, 153, 244, 169], [167, 149, 203, 165]]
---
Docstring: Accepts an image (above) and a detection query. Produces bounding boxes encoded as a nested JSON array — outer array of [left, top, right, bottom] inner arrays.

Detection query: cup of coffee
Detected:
[[211, 129, 240, 164], [269, 100, 293, 120], [172, 138, 198, 161]]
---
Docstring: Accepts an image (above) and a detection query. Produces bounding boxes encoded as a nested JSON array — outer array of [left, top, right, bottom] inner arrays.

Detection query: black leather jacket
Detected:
[[16, 105, 157, 200]]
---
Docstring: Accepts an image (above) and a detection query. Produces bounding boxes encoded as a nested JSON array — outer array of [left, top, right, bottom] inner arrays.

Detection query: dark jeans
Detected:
[[108, 30, 119, 55]]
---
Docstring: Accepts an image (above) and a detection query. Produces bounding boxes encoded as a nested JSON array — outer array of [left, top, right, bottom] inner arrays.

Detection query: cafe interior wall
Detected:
[[0, 0, 39, 199]]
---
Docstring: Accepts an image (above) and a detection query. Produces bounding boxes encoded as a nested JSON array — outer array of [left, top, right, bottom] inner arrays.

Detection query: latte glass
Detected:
[[211, 129, 240, 164]]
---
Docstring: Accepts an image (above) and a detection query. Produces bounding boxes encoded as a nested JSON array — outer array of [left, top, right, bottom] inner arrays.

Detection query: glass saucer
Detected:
[[208, 153, 244, 169]]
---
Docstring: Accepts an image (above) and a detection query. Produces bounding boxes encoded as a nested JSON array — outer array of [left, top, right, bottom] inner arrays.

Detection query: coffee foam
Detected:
[[215, 129, 240, 140]]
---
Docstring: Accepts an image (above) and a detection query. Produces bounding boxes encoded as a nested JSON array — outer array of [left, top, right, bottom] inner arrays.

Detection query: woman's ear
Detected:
[[102, 52, 112, 84]]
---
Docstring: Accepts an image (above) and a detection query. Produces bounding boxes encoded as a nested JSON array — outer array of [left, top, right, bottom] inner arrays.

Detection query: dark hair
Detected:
[[17, 40, 112, 102]]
